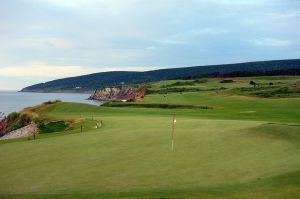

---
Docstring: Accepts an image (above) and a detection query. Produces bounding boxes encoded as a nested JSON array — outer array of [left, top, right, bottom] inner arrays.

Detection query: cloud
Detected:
[[1, 64, 94, 78], [190, 28, 229, 35], [156, 28, 229, 45], [40, 0, 136, 15], [18, 37, 74, 50], [194, 0, 277, 7], [266, 11, 300, 18], [251, 38, 293, 47], [0, 63, 158, 78]]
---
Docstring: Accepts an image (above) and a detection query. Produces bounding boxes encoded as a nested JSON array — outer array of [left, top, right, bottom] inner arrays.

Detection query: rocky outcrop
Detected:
[[89, 86, 146, 101], [0, 112, 7, 136], [0, 119, 6, 136], [0, 122, 39, 140]]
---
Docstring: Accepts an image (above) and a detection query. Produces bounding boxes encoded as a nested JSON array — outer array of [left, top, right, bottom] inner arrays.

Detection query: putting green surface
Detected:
[[1, 76, 300, 198]]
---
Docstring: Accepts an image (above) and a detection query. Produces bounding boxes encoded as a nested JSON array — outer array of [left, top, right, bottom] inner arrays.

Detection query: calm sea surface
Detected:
[[0, 91, 101, 115]]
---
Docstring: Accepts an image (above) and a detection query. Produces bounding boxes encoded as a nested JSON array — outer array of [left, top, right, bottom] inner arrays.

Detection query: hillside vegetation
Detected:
[[21, 59, 300, 92], [1, 76, 300, 199]]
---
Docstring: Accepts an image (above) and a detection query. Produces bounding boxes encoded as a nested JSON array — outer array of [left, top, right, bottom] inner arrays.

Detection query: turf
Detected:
[[38, 121, 68, 134], [0, 76, 300, 199]]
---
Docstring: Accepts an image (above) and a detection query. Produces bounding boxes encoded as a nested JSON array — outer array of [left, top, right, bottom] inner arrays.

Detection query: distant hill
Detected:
[[21, 59, 300, 93]]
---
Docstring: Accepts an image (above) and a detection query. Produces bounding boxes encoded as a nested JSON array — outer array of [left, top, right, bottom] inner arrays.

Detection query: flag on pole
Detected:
[[173, 114, 176, 124]]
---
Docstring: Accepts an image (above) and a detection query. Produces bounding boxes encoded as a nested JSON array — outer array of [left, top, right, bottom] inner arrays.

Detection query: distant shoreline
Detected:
[[18, 90, 93, 94], [0, 92, 98, 115]]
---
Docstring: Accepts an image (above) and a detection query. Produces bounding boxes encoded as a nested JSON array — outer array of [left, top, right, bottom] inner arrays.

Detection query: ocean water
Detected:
[[0, 91, 101, 116]]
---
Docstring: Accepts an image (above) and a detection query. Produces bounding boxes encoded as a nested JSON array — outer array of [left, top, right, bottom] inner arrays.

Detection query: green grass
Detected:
[[0, 76, 300, 198], [38, 121, 68, 134]]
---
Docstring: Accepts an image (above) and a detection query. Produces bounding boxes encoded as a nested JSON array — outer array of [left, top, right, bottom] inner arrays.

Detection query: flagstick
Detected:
[[171, 139, 174, 150], [172, 122, 174, 150], [171, 114, 175, 151]]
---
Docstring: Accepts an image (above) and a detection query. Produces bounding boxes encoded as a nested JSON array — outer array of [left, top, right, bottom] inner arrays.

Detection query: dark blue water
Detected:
[[0, 91, 101, 115]]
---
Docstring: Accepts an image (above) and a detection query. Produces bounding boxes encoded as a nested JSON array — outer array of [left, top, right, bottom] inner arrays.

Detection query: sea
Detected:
[[0, 91, 101, 116]]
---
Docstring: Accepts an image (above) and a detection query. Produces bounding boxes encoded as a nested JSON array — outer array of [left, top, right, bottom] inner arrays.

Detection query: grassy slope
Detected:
[[1, 76, 300, 199]]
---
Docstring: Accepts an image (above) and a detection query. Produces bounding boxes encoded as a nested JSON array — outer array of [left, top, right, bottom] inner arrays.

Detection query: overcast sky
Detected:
[[1, 0, 300, 90]]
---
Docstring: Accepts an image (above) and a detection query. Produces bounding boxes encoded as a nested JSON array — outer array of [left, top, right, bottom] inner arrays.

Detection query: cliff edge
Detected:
[[89, 86, 146, 101]]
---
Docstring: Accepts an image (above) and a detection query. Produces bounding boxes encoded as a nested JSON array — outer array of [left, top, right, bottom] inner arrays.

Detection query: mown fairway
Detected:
[[0, 76, 300, 199]]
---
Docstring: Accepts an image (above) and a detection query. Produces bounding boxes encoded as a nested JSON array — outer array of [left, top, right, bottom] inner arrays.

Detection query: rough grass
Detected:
[[102, 102, 213, 109], [38, 121, 68, 133]]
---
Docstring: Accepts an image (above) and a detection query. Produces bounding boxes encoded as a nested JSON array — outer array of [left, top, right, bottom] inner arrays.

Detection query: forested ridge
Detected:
[[21, 59, 300, 92]]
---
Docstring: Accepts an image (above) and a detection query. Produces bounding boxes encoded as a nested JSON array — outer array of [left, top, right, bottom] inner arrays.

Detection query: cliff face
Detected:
[[89, 86, 145, 101]]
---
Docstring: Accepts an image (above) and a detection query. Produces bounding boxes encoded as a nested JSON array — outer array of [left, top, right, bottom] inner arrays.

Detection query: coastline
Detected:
[[0, 91, 100, 116]]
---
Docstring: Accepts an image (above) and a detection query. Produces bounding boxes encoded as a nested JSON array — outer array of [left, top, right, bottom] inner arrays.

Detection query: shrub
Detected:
[[194, 79, 208, 83], [5, 112, 33, 133], [250, 80, 257, 87], [43, 100, 62, 105], [5, 123, 23, 133], [219, 79, 235, 83], [7, 112, 19, 123], [20, 114, 32, 126], [252, 87, 296, 98]]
